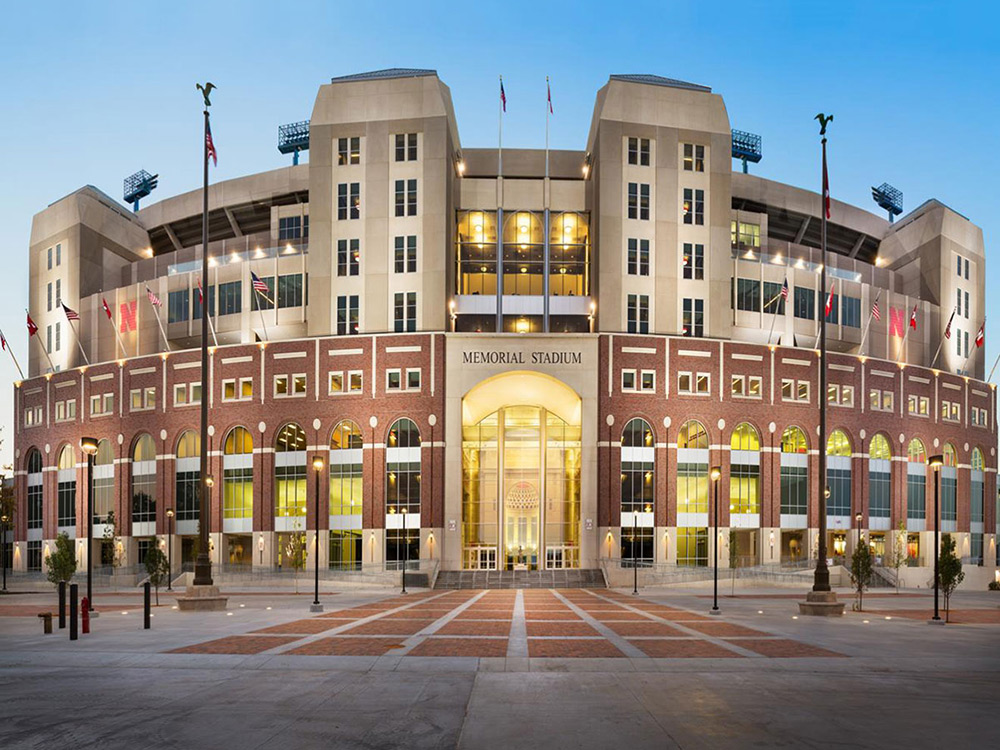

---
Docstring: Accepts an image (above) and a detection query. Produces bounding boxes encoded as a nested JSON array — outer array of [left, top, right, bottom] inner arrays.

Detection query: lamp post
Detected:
[[631, 511, 638, 595], [929, 454, 943, 622], [710, 466, 722, 614], [204, 475, 215, 568], [401, 504, 408, 595], [311, 455, 324, 612], [855, 511, 863, 550], [81, 436, 98, 613], [165, 508, 175, 591], [1, 512, 8, 593]]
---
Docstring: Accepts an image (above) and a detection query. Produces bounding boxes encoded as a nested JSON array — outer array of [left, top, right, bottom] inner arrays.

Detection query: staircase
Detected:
[[434, 569, 606, 590]]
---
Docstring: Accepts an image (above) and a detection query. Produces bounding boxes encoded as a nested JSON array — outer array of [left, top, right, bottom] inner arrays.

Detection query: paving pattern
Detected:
[[168, 587, 850, 659]]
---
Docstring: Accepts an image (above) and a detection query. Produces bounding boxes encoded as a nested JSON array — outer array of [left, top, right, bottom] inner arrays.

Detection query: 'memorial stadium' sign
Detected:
[[462, 350, 583, 366]]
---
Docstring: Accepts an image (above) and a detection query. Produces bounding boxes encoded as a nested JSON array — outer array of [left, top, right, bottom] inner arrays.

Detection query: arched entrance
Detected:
[[461, 372, 582, 571]]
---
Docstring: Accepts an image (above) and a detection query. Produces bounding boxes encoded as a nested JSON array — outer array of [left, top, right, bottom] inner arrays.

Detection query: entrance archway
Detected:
[[461, 372, 581, 571]]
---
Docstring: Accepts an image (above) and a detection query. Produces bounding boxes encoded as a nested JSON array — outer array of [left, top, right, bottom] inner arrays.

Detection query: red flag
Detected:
[[102, 297, 113, 320], [909, 305, 918, 331], [824, 284, 835, 318], [26, 313, 38, 337], [206, 120, 218, 166], [975, 320, 985, 348], [500, 78, 506, 112], [197, 278, 204, 303], [822, 142, 831, 219], [546, 78, 553, 114], [1, 329, 6, 350]]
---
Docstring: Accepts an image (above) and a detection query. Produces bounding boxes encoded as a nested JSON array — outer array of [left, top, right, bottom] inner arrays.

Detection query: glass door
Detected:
[[502, 406, 541, 570]]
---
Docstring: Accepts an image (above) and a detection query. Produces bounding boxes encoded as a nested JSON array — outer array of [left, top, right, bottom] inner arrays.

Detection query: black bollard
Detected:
[[58, 581, 66, 629], [143, 582, 151, 630], [69, 583, 78, 641]]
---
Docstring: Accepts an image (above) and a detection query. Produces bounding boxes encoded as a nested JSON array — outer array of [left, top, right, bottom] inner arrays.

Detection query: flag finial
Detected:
[[196, 82, 216, 108], [814, 112, 833, 136]]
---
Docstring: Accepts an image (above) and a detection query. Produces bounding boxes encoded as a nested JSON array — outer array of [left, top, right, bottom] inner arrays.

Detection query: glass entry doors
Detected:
[[463, 404, 580, 570]]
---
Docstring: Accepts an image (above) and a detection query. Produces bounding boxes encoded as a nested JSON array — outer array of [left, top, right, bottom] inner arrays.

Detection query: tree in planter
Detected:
[[938, 534, 965, 623], [884, 521, 908, 594], [728, 529, 738, 596], [283, 527, 306, 594], [850, 540, 873, 611], [144, 546, 170, 605], [102, 509, 127, 571], [45, 532, 77, 586]]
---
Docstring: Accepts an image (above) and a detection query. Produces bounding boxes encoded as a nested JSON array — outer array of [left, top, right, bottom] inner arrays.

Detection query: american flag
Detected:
[[102, 297, 113, 320], [251, 271, 269, 294], [26, 313, 38, 337], [780, 277, 789, 300], [944, 308, 956, 339], [871, 292, 881, 321], [146, 286, 162, 307], [206, 120, 218, 166], [975, 319, 985, 348], [500, 78, 506, 112], [547, 78, 553, 114], [61, 302, 80, 321]]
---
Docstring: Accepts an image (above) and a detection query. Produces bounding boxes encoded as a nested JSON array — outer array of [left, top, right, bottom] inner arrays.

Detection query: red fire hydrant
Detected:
[[81, 598, 90, 634]]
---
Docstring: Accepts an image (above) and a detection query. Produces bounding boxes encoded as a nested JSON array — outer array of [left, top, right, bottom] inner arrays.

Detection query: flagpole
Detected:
[[858, 292, 879, 356], [545, 76, 550, 180], [929, 308, 954, 370], [1, 329, 26, 380], [812, 121, 831, 596], [498, 75, 503, 178], [68, 318, 90, 366], [896, 305, 912, 364], [26, 310, 57, 373], [252, 269, 271, 343], [765, 288, 783, 345], [195, 84, 213, 588], [149, 296, 171, 353], [103, 296, 128, 360], [960, 320, 984, 376], [986, 350, 1000, 383]]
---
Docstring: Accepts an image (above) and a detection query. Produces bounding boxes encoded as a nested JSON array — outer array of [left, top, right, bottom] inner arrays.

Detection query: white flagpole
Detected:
[[986, 350, 1000, 383], [813, 284, 832, 349], [896, 307, 913, 364], [253, 269, 271, 343], [858, 292, 879, 356], [27, 310, 57, 373], [545, 76, 550, 180], [498, 75, 503, 178], [765, 288, 783, 345], [961, 320, 985, 376], [1, 328, 26, 380], [929, 307, 955, 370], [149, 298, 171, 352], [104, 297, 128, 360], [197, 279, 219, 347], [67, 318, 90, 365]]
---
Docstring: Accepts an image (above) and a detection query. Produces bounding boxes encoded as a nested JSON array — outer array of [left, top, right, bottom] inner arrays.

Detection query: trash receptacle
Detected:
[[38, 612, 53, 634]]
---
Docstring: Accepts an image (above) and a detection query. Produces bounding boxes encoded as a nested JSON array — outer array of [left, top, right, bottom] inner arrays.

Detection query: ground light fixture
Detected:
[[80, 436, 98, 613], [928, 454, 944, 622], [710, 466, 722, 615], [312, 455, 325, 612]]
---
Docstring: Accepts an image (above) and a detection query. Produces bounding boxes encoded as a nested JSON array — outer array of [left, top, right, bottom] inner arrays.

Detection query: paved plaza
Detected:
[[1, 583, 998, 749]]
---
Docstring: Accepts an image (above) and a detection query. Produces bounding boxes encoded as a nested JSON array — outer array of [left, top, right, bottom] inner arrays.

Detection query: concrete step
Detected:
[[433, 569, 606, 590]]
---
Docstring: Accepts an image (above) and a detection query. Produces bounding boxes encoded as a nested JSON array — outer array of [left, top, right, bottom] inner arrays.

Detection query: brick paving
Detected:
[[160, 588, 849, 660], [866, 608, 1000, 625]]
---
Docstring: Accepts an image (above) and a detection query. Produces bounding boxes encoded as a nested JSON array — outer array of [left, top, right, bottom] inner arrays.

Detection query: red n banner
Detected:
[[119, 301, 137, 333], [888, 307, 905, 338]]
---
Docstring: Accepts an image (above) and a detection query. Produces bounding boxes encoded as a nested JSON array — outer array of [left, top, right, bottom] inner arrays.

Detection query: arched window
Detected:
[[93, 439, 115, 526], [274, 423, 306, 519], [868, 434, 891, 520], [175, 430, 201, 522], [676, 420, 709, 527], [57, 445, 76, 529], [971, 448, 985, 564], [329, 420, 363, 570], [386, 418, 421, 569], [621, 418, 654, 514], [26, 449, 43, 531], [730, 423, 760, 514], [131, 434, 157, 525], [906, 438, 926, 529], [941, 443, 958, 529], [826, 430, 852, 518], [780, 427, 808, 521], [223, 427, 253, 525]]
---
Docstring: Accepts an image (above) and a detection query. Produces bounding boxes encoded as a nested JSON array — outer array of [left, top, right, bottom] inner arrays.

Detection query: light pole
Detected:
[[165, 508, 175, 591], [1, 512, 8, 593], [855, 511, 863, 550], [205, 475, 215, 567], [311, 455, 324, 612], [401, 505, 408, 595], [81, 437, 98, 613], [710, 466, 722, 615], [929, 454, 943, 622], [631, 511, 638, 595]]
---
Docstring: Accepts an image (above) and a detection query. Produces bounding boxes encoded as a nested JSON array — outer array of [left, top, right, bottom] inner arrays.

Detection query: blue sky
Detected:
[[0, 1, 997, 464]]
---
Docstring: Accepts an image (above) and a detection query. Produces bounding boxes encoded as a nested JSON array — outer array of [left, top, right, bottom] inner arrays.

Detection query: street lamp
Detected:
[[311, 455, 324, 612], [710, 466, 722, 615], [165, 508, 175, 591], [1, 512, 8, 593], [401, 505, 408, 595], [80, 436, 98, 613], [929, 454, 944, 622], [855, 511, 863, 550], [204, 475, 215, 566]]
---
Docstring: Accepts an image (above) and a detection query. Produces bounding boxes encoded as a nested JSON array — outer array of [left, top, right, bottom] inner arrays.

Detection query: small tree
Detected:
[[850, 540, 873, 611], [45, 532, 77, 586], [884, 521, 908, 594], [938, 534, 965, 623], [102, 509, 127, 570], [144, 546, 170, 605], [728, 529, 738, 596], [283, 527, 306, 594]]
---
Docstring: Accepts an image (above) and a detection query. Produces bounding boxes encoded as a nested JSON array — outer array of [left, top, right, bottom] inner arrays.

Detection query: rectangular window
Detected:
[[394, 179, 418, 217], [842, 296, 861, 328], [56, 244, 61, 265], [682, 243, 704, 280], [56, 279, 61, 307], [338, 183, 360, 220], [957, 254, 962, 277], [677, 527, 708, 567], [168, 290, 189, 323], [395, 133, 418, 162], [683, 188, 704, 225], [626, 294, 649, 334], [682, 298, 704, 337], [964, 291, 969, 318], [337, 239, 360, 277], [277, 274, 303, 308], [394, 235, 417, 273], [621, 370, 636, 391], [627, 238, 650, 276], [394, 292, 417, 332], [348, 371, 363, 392], [130, 387, 155, 412], [683, 143, 705, 172], [780, 465, 808, 515], [407, 369, 421, 390], [47, 282, 52, 311], [329, 530, 362, 571], [640, 371, 655, 392], [763, 281, 786, 315], [387, 369, 402, 390], [793, 287, 815, 320], [338, 136, 360, 166], [627, 137, 650, 166], [278, 216, 302, 240], [55, 323, 61, 352], [907, 473, 926, 520], [217, 281, 241, 316], [47, 247, 52, 270], [627, 183, 650, 220], [736, 279, 760, 313], [174, 383, 188, 406], [336, 295, 359, 335], [827, 468, 851, 517], [328, 371, 344, 394]]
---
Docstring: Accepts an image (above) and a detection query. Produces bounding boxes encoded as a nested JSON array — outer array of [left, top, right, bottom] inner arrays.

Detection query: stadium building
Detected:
[[9, 69, 997, 586]]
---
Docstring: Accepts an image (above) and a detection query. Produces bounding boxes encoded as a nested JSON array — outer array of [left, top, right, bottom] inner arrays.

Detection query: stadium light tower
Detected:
[[731, 130, 762, 174], [871, 183, 903, 223], [123, 170, 159, 212], [278, 120, 310, 165]]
